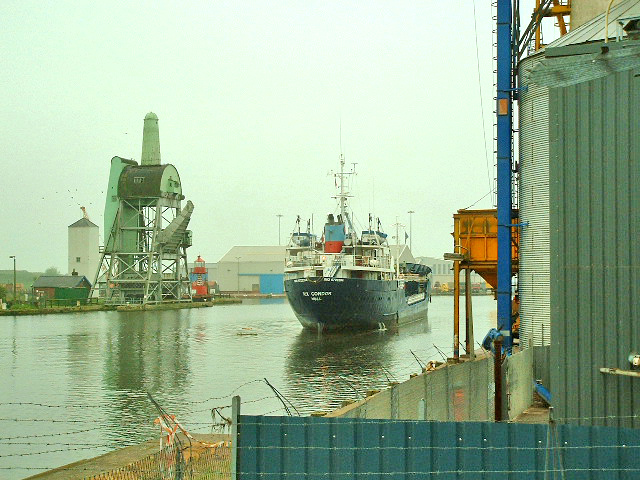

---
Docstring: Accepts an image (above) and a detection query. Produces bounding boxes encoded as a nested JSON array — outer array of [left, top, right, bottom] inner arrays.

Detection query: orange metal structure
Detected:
[[451, 209, 519, 359], [452, 209, 519, 289], [535, 0, 571, 51]]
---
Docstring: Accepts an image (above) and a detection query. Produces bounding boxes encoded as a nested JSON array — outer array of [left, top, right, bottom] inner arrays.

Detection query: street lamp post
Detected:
[[235, 256, 241, 294], [9, 256, 16, 301], [407, 210, 415, 251], [276, 214, 283, 246]]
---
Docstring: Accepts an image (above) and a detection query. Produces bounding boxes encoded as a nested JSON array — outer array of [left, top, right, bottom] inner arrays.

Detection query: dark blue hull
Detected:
[[284, 277, 430, 331]]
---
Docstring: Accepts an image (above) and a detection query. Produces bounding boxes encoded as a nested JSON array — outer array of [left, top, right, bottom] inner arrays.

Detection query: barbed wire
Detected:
[[0, 418, 120, 424], [552, 413, 640, 422], [233, 415, 637, 426], [0, 441, 108, 447], [234, 444, 640, 452], [0, 445, 106, 458], [0, 401, 106, 408], [0, 467, 637, 475], [0, 425, 103, 440]]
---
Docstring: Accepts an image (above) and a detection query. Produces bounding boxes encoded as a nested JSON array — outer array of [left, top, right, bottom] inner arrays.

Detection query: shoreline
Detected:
[[0, 296, 255, 316]]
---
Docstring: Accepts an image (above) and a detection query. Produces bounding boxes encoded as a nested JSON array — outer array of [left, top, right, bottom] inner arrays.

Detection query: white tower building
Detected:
[[68, 210, 100, 281]]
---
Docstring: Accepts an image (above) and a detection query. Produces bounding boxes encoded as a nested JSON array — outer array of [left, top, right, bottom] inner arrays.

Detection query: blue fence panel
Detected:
[[236, 415, 640, 479]]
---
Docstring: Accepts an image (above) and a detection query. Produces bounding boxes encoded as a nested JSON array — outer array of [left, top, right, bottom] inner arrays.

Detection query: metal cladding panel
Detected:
[[548, 47, 640, 428], [118, 164, 182, 198], [236, 415, 640, 478], [259, 274, 284, 294], [519, 54, 551, 348]]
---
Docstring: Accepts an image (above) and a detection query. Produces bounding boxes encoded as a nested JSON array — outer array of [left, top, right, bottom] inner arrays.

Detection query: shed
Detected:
[[33, 275, 92, 302]]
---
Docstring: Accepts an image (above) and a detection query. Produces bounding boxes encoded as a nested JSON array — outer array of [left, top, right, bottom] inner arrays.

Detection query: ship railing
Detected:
[[339, 255, 391, 269], [286, 254, 324, 267], [286, 253, 392, 270]]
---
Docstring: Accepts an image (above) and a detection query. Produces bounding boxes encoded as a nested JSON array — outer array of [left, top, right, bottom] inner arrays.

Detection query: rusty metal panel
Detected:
[[547, 46, 640, 428]]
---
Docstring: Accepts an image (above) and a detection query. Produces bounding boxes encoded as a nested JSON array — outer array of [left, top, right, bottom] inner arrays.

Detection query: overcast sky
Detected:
[[1, 1, 553, 272]]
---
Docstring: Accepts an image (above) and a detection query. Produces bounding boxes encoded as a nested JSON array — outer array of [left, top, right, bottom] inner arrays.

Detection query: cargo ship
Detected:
[[284, 155, 432, 331]]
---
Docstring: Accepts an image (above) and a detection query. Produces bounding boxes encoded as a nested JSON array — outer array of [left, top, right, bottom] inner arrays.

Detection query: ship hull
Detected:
[[284, 277, 430, 331]]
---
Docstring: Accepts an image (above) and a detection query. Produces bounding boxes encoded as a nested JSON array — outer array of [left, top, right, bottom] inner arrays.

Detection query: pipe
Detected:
[[496, 0, 513, 353], [465, 267, 475, 360], [605, 0, 617, 43], [453, 260, 460, 359], [494, 336, 503, 421]]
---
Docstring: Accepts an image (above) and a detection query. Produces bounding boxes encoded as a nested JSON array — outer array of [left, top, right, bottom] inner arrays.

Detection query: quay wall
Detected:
[[328, 346, 548, 422]]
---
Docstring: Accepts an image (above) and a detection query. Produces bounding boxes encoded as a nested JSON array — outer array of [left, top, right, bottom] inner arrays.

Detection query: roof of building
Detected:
[[389, 244, 415, 263], [547, 0, 640, 48], [68, 218, 99, 228], [415, 256, 452, 266], [219, 246, 288, 263], [33, 275, 91, 288]]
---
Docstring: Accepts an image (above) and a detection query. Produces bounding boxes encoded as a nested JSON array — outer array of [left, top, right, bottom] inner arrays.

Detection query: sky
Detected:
[[1, 1, 555, 273]]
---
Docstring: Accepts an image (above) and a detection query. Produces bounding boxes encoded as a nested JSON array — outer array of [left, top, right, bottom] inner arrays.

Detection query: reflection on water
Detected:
[[285, 329, 393, 411], [0, 295, 496, 479], [284, 318, 435, 412]]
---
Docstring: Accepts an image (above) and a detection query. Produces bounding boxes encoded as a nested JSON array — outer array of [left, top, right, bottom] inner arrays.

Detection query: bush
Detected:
[[10, 303, 37, 311]]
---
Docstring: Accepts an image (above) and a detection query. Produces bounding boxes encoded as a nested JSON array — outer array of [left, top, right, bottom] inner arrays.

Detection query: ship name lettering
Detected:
[[310, 291, 332, 296]]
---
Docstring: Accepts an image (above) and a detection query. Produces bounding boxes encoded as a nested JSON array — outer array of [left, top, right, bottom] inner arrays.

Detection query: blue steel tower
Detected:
[[496, 0, 514, 351]]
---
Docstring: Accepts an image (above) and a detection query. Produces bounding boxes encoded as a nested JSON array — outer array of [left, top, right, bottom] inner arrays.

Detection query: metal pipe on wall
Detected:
[[465, 267, 475, 360], [453, 260, 461, 359], [497, 0, 514, 352]]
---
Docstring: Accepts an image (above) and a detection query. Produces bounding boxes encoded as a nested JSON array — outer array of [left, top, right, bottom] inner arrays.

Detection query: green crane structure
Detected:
[[92, 113, 194, 305]]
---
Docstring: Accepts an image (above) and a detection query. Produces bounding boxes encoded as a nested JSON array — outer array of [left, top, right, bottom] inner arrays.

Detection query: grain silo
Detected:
[[68, 207, 100, 281], [518, 0, 640, 426]]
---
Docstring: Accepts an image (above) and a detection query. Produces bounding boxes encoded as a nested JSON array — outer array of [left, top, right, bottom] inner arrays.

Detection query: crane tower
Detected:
[[93, 112, 194, 304]]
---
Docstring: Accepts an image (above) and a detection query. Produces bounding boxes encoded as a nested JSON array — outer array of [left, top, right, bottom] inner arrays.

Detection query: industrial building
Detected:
[[214, 246, 286, 294], [93, 113, 194, 305], [68, 208, 100, 281], [517, 0, 640, 427], [416, 256, 487, 292]]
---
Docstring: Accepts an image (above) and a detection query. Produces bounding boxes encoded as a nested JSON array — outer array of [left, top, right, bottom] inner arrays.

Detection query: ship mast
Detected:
[[333, 154, 356, 236], [339, 153, 347, 221]]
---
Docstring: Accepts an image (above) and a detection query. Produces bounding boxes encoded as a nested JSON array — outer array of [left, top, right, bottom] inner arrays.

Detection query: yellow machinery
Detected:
[[449, 209, 519, 359]]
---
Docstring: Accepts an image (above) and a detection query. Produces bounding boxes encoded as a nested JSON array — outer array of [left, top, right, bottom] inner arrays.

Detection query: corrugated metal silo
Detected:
[[518, 54, 551, 348]]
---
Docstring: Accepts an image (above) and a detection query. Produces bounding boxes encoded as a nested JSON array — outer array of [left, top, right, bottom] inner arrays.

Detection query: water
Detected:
[[0, 296, 496, 478]]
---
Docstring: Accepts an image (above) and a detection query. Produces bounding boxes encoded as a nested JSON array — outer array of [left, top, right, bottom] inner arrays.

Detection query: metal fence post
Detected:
[[231, 395, 240, 480], [494, 337, 503, 421]]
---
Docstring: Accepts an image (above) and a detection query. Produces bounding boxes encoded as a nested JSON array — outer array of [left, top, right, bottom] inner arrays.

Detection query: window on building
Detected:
[[76, 257, 81, 263]]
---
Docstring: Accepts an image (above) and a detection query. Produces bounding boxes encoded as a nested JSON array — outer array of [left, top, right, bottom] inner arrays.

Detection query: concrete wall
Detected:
[[505, 348, 534, 420], [571, 0, 609, 30], [329, 354, 495, 422], [329, 348, 541, 423]]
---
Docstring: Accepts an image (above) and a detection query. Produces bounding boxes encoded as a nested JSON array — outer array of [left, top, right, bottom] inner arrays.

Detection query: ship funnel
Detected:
[[141, 112, 161, 165]]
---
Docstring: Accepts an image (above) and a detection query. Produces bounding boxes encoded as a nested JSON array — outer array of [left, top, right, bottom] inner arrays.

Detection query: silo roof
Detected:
[[547, 0, 640, 48], [68, 218, 99, 228]]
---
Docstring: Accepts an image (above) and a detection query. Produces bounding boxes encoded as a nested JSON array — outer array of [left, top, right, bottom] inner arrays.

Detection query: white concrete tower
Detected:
[[141, 112, 161, 165], [68, 209, 100, 281]]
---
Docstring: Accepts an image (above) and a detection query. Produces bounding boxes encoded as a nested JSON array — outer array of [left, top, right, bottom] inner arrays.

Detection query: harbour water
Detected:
[[0, 295, 496, 478]]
